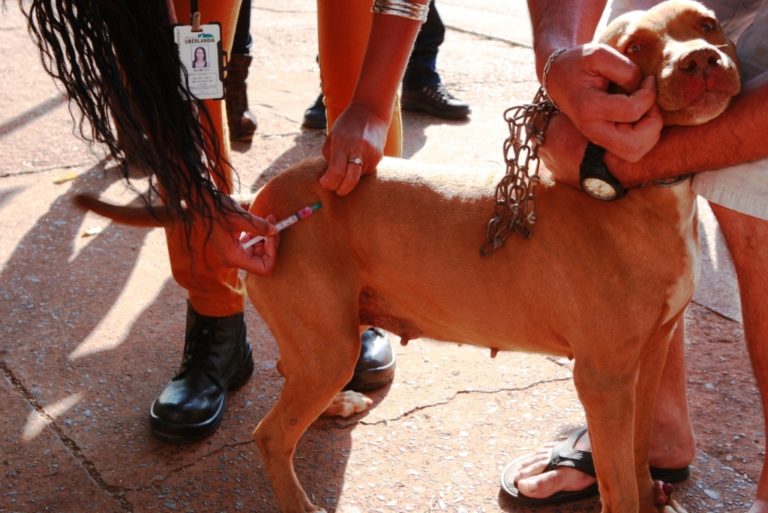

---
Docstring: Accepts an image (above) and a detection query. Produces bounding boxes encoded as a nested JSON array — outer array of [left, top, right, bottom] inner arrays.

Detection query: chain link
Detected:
[[480, 87, 559, 257]]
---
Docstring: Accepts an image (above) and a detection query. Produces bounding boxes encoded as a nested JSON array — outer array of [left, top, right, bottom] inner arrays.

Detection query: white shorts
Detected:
[[692, 158, 768, 220]]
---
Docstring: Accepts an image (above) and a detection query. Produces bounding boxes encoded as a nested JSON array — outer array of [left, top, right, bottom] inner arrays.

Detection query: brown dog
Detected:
[[75, 1, 740, 512], [243, 2, 739, 513]]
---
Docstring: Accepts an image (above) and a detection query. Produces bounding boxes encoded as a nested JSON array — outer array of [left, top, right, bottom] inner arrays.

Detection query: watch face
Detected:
[[582, 177, 617, 201]]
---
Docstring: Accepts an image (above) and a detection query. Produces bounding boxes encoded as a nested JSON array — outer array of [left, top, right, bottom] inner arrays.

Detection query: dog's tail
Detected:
[[73, 192, 257, 227], [73, 194, 171, 227]]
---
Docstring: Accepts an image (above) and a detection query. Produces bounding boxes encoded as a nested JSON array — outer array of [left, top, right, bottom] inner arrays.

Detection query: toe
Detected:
[[516, 466, 597, 499]]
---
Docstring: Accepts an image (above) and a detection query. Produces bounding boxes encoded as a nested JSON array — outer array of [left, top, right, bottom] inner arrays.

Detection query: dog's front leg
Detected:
[[636, 320, 686, 513], [574, 357, 642, 513]]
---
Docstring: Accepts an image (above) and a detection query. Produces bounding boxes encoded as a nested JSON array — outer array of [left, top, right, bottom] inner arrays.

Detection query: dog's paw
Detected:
[[322, 390, 373, 418]]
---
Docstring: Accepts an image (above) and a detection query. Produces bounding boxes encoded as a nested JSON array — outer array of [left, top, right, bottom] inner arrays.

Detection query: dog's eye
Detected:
[[701, 18, 717, 32], [627, 43, 642, 54]]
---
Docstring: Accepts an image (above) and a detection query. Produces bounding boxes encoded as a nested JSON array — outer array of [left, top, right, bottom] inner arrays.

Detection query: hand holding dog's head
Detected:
[[600, 0, 741, 126]]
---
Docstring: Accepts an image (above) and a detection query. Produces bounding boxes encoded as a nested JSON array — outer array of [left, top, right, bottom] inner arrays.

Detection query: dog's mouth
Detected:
[[660, 89, 732, 125], [657, 56, 741, 125]]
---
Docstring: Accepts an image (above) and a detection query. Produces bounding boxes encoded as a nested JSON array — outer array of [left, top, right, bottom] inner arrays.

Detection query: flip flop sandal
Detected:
[[500, 427, 690, 506], [500, 427, 598, 506]]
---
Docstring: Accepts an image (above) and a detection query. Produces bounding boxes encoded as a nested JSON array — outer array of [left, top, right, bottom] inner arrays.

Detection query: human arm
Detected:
[[320, 1, 428, 196], [206, 196, 278, 276], [527, 0, 663, 169], [608, 72, 768, 186]]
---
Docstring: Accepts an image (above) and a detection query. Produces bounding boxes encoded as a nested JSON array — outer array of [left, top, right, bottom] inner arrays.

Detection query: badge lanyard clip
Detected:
[[190, 0, 202, 31]]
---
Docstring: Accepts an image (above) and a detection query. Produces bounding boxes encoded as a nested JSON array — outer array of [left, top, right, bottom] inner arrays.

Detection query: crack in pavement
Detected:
[[1, 361, 136, 512], [155, 439, 256, 481], [0, 161, 93, 179], [330, 376, 574, 427]]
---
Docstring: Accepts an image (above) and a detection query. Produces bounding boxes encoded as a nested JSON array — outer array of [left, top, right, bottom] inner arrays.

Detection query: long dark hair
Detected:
[[21, 0, 236, 232]]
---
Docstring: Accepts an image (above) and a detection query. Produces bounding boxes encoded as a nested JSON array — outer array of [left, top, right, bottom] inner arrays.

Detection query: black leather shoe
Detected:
[[401, 83, 471, 120], [302, 93, 327, 129], [149, 304, 254, 443], [346, 328, 396, 391]]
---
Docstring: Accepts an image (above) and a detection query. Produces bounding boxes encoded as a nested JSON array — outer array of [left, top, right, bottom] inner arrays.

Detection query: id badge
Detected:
[[173, 23, 224, 100]]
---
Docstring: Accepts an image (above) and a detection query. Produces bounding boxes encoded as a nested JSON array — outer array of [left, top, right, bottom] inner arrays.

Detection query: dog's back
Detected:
[[246, 155, 699, 357]]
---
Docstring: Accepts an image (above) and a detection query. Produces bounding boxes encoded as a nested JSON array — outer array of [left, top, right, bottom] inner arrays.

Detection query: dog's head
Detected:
[[600, 0, 740, 125]]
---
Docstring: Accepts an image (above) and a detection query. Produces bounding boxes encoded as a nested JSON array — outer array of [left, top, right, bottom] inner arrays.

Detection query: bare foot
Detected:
[[503, 428, 597, 501], [502, 427, 694, 502]]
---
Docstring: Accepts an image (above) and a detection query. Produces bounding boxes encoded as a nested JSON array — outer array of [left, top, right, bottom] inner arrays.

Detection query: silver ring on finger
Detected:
[[348, 156, 363, 166]]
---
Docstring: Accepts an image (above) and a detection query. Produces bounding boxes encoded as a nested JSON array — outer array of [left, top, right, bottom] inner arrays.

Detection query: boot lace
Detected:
[[180, 317, 221, 379]]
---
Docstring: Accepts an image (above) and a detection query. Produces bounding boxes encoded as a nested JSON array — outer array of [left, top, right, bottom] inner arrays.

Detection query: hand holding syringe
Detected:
[[241, 202, 322, 249]]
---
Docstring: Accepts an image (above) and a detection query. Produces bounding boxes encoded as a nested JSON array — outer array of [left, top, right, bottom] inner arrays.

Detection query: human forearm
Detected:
[[611, 73, 768, 186], [527, 0, 607, 79], [351, 5, 427, 120], [319, 1, 427, 196]]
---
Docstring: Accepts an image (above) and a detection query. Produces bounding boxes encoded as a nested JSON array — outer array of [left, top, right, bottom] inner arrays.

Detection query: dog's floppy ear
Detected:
[[598, 10, 641, 48]]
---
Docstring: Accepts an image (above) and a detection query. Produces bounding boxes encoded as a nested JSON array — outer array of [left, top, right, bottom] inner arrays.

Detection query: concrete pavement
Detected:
[[0, 1, 762, 512]]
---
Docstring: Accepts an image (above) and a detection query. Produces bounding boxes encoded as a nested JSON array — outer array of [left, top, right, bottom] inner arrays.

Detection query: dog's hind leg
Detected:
[[251, 289, 362, 513]]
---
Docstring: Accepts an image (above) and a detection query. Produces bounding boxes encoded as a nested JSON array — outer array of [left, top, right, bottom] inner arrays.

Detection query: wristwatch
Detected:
[[579, 142, 625, 201]]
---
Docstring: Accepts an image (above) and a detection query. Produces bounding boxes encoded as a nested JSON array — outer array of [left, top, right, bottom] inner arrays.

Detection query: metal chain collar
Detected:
[[480, 87, 559, 257]]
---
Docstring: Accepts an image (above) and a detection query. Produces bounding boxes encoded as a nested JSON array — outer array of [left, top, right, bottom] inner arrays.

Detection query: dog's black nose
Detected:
[[679, 48, 721, 74]]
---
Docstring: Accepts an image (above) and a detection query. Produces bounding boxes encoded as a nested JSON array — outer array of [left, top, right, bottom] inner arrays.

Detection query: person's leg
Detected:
[[401, 0, 470, 119], [710, 204, 768, 513], [226, 0, 258, 142], [503, 319, 695, 501], [167, 0, 242, 316], [151, 0, 253, 442], [403, 0, 444, 89], [314, 0, 397, 390]]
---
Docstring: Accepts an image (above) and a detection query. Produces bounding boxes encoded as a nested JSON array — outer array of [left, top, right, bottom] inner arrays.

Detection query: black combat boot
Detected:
[[149, 303, 254, 442], [224, 53, 258, 142]]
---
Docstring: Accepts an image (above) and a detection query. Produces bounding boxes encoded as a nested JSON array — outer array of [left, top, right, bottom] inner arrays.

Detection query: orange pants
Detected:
[[167, 0, 402, 317], [165, 0, 243, 317], [317, 0, 403, 154]]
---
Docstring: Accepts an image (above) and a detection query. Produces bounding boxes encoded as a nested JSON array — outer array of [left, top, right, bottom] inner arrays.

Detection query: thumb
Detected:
[[227, 212, 276, 237]]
